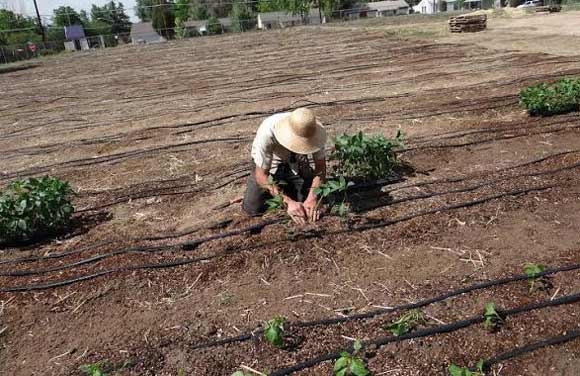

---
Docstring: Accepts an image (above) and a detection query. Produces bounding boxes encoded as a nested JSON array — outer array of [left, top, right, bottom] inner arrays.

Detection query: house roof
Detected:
[[258, 8, 321, 22], [130, 22, 163, 42], [367, 0, 410, 10]]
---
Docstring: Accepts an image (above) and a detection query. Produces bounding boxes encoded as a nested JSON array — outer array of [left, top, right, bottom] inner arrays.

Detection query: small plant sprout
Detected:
[[334, 340, 371, 376], [483, 302, 504, 332], [448, 360, 485, 376], [264, 315, 286, 348], [265, 176, 287, 212], [314, 176, 349, 217], [80, 361, 108, 376], [523, 263, 550, 293], [385, 309, 426, 336], [231, 372, 251, 376]]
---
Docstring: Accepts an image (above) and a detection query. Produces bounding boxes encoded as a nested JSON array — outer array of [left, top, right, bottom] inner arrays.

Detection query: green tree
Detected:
[[175, 0, 192, 20], [191, 5, 209, 20], [206, 15, 222, 34], [0, 9, 40, 46], [229, 0, 256, 32], [174, 0, 191, 38], [52, 6, 83, 27], [91, 1, 132, 34], [152, 0, 175, 39], [136, 0, 154, 21]]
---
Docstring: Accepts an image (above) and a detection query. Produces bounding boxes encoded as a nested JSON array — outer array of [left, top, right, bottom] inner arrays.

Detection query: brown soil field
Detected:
[[1, 10, 580, 376]]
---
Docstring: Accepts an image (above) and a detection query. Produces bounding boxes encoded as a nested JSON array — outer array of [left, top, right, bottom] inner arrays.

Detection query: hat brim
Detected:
[[272, 115, 327, 155]]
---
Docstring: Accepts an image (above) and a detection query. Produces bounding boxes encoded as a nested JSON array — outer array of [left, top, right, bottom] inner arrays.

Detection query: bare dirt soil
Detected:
[[1, 11, 580, 376]]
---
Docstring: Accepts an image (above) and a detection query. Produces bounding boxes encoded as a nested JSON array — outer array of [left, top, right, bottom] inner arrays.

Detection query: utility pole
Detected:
[[32, 0, 47, 44]]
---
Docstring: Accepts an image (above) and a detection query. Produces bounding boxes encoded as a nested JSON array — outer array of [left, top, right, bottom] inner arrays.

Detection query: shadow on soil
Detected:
[[345, 161, 419, 213], [0, 211, 112, 250]]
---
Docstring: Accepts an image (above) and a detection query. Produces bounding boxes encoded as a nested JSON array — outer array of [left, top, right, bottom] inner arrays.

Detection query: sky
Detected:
[[1, 0, 140, 22]]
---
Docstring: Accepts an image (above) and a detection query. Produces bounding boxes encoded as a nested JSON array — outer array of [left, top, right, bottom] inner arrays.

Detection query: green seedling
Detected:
[[385, 309, 425, 336], [448, 360, 485, 376], [80, 361, 108, 376], [333, 130, 404, 180], [524, 263, 550, 293], [264, 315, 286, 348], [0, 176, 75, 243], [314, 176, 349, 217], [231, 372, 251, 376], [265, 176, 287, 212], [483, 302, 504, 332], [334, 340, 371, 376]]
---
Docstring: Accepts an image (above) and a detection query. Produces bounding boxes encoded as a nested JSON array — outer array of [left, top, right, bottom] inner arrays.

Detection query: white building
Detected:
[[413, 0, 438, 13], [367, 0, 411, 16]]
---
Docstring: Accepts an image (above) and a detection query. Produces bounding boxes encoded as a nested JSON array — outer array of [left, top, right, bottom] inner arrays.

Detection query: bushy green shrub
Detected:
[[333, 130, 403, 180], [0, 176, 75, 244], [519, 78, 580, 116]]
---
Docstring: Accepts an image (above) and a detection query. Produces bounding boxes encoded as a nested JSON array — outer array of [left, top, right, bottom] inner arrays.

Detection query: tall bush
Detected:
[[520, 78, 580, 116], [229, 1, 256, 32], [333, 130, 404, 180], [0, 177, 75, 244]]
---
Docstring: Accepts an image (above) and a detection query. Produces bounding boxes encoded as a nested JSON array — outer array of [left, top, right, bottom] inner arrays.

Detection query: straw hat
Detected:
[[273, 108, 326, 155]]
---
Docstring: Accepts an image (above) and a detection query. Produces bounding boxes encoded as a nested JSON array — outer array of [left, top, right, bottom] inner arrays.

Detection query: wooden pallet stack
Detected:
[[448, 14, 487, 33], [536, 5, 562, 12]]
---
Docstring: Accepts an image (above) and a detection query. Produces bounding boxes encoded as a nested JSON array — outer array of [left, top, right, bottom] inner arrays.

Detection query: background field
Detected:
[[1, 10, 580, 376]]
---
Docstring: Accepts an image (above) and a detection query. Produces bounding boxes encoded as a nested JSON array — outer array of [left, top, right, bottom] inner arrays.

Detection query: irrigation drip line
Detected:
[[1, 160, 569, 276], [190, 262, 580, 350], [404, 122, 580, 152], [0, 136, 246, 182], [0, 219, 231, 266], [353, 184, 554, 232], [1, 151, 575, 287], [268, 292, 580, 376], [482, 329, 580, 370]]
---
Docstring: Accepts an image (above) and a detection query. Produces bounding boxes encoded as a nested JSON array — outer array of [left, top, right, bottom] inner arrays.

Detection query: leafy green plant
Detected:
[[448, 360, 485, 376], [524, 263, 550, 292], [265, 176, 286, 213], [519, 78, 580, 116], [231, 372, 251, 376], [0, 176, 75, 244], [334, 340, 371, 376], [385, 309, 425, 336], [264, 315, 286, 348], [80, 361, 108, 376], [333, 130, 403, 180], [314, 176, 349, 217], [483, 302, 504, 332]]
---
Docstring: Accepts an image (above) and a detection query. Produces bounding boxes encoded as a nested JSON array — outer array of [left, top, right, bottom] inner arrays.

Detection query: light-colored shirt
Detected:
[[251, 113, 325, 174]]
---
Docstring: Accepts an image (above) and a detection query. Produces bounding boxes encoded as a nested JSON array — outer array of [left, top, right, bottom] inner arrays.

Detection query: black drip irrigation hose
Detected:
[[0, 179, 557, 280], [482, 329, 580, 370], [0, 219, 280, 278], [268, 292, 580, 376], [189, 262, 580, 350], [0, 182, 564, 290]]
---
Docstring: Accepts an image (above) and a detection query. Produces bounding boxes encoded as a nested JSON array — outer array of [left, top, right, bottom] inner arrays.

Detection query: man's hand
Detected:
[[286, 200, 307, 225], [303, 197, 321, 222]]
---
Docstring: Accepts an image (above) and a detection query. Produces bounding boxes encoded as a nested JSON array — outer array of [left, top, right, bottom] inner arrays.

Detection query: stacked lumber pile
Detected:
[[535, 5, 562, 12], [448, 14, 487, 33]]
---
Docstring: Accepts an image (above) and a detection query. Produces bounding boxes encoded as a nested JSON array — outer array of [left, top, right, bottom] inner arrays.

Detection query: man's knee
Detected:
[[242, 200, 266, 216]]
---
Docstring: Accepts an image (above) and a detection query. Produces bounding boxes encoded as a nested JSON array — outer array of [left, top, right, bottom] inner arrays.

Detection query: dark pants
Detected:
[[242, 162, 313, 216]]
